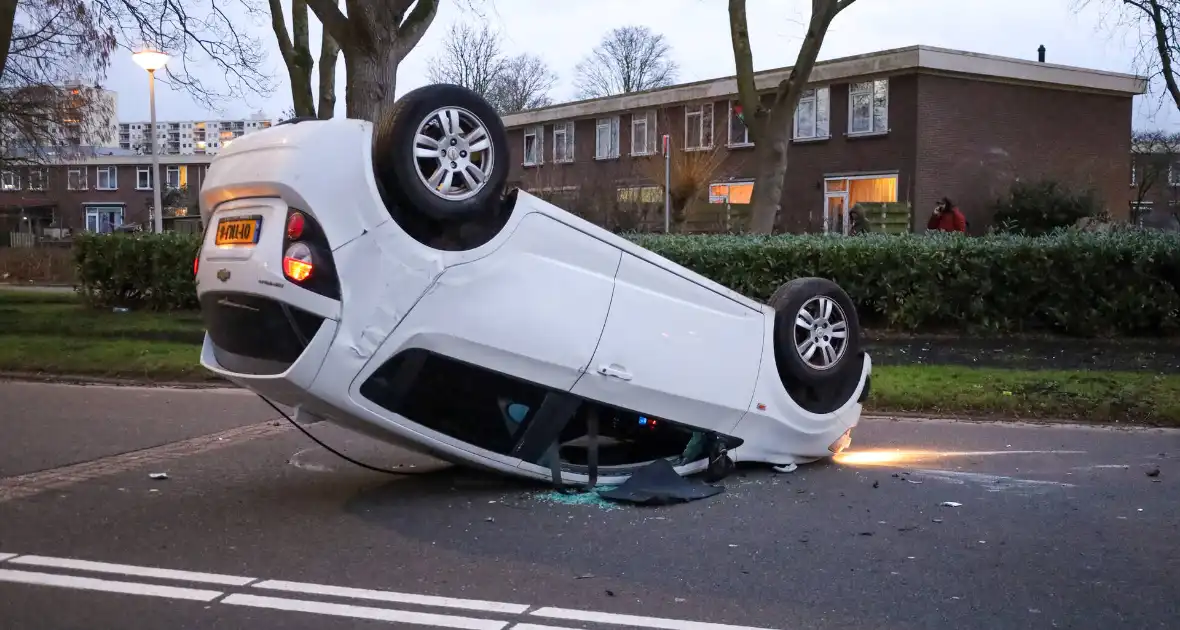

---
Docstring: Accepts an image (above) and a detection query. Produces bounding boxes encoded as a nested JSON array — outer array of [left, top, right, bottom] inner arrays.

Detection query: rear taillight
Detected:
[[280, 208, 340, 300], [283, 242, 314, 282], [286, 212, 306, 240], [193, 256, 199, 276]]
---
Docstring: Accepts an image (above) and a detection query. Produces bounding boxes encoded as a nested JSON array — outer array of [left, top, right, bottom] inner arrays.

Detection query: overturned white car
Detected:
[[195, 84, 872, 487]]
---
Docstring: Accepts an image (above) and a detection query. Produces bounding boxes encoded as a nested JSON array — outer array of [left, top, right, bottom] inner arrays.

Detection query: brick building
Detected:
[[0, 152, 213, 238], [503, 45, 1146, 234]]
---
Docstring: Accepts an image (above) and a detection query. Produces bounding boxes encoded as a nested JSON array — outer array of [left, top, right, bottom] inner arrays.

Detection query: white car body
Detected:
[[196, 117, 871, 485]]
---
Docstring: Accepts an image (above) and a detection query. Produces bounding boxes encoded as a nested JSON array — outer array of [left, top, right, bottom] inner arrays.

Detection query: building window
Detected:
[[27, 168, 46, 191], [553, 121, 574, 163], [794, 87, 831, 140], [1, 170, 18, 191], [96, 166, 117, 190], [848, 79, 888, 135], [137, 166, 153, 190], [684, 103, 714, 150], [166, 165, 181, 189], [631, 110, 657, 156], [595, 117, 620, 160], [709, 181, 755, 204], [523, 125, 542, 166], [84, 206, 125, 234], [67, 168, 87, 190], [1170, 158, 1180, 187], [728, 101, 751, 146], [617, 185, 662, 203]]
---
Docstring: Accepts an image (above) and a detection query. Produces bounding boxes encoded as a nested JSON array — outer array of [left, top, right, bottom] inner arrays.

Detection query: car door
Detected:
[[570, 252, 765, 435]]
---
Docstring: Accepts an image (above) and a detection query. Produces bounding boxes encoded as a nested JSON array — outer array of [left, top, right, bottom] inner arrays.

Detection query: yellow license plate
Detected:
[[215, 217, 261, 246]]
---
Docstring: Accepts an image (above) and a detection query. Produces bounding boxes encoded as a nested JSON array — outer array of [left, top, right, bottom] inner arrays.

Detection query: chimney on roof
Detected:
[[1037, 45, 1046, 63]]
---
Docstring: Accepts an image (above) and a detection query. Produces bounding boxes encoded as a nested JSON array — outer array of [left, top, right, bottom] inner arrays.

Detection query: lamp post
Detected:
[[132, 49, 170, 233]]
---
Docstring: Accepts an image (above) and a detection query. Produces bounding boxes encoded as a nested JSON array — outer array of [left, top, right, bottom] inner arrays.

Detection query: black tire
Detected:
[[770, 277, 861, 387], [372, 84, 509, 223]]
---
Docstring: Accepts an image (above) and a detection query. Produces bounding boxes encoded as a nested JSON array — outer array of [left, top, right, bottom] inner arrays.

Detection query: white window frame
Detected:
[[552, 121, 574, 163], [793, 87, 831, 141], [1131, 157, 1136, 188], [522, 125, 543, 166], [67, 168, 87, 191], [84, 206, 125, 234], [136, 166, 153, 190], [27, 168, 46, 191], [96, 166, 117, 190], [594, 116, 620, 160], [631, 111, 658, 156], [0, 170, 18, 191], [727, 100, 751, 147], [166, 165, 181, 189], [848, 79, 889, 136], [684, 103, 714, 151]]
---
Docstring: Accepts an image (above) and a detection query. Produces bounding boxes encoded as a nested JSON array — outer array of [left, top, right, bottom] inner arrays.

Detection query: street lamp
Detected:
[[132, 48, 170, 234]]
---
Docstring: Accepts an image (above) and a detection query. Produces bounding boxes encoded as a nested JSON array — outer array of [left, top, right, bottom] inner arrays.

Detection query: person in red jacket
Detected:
[[927, 197, 967, 233]]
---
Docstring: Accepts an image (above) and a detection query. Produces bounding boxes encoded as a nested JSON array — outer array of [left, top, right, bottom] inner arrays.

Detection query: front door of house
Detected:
[[824, 193, 848, 235], [85, 207, 124, 233]]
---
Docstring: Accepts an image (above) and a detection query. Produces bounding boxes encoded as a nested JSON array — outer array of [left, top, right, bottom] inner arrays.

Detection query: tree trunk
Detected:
[[749, 127, 789, 234], [0, 0, 17, 78], [318, 32, 340, 118], [343, 47, 400, 121]]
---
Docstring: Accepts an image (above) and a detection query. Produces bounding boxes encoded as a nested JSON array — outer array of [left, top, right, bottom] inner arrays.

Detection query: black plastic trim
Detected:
[[200, 291, 325, 374], [282, 208, 342, 301]]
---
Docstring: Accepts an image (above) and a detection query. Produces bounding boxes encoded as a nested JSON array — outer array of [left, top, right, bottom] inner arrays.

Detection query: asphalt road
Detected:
[[0, 380, 1177, 630]]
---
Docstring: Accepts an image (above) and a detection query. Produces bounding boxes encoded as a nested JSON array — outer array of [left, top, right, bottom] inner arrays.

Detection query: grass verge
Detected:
[[3, 290, 1178, 425]]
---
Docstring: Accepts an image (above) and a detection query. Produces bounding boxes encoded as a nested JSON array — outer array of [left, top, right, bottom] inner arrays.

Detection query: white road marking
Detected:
[[0, 551, 771, 630], [0, 420, 291, 503], [252, 579, 530, 614], [7, 555, 255, 586], [530, 607, 781, 630], [222, 593, 509, 630], [0, 569, 223, 601]]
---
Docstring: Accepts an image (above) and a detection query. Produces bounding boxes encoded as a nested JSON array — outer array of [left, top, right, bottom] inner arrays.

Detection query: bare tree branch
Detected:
[[0, 0, 117, 164], [425, 18, 556, 114], [574, 25, 678, 99], [317, 26, 339, 118]]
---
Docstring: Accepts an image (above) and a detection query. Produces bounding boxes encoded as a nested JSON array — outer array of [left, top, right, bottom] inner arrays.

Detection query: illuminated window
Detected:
[[709, 181, 754, 204]]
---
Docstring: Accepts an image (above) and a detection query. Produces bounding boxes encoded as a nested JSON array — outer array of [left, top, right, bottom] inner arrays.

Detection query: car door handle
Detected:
[[598, 364, 632, 381]]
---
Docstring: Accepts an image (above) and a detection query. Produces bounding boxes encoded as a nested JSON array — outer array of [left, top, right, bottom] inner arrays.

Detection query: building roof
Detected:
[[501, 44, 1148, 128]]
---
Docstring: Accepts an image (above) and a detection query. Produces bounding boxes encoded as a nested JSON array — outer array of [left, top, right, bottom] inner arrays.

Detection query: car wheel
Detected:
[[372, 83, 509, 223], [770, 277, 861, 386]]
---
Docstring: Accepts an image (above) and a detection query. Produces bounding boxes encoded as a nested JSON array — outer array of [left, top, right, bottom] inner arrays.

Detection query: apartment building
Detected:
[[117, 111, 275, 156], [0, 148, 213, 235], [503, 45, 1146, 234]]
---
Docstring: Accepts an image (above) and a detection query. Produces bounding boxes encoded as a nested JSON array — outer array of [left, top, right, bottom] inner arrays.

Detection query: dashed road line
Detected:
[[0, 569, 224, 602], [252, 579, 530, 614], [222, 594, 509, 630], [0, 552, 782, 630], [530, 607, 776, 630], [0, 419, 291, 503], [7, 555, 256, 586]]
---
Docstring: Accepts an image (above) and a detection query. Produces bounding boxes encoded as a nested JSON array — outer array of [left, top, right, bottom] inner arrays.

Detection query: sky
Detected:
[[100, 0, 1179, 130]]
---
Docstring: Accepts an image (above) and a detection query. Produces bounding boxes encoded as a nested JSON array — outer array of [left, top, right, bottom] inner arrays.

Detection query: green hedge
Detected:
[[629, 231, 1180, 336], [74, 232, 201, 311], [73, 230, 1180, 336]]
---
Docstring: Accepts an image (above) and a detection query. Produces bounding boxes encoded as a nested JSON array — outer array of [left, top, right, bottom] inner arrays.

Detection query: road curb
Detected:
[[0, 371, 230, 389]]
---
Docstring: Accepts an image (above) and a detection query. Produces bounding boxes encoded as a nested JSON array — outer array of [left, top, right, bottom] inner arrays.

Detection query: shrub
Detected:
[[74, 232, 201, 311], [630, 231, 1180, 336], [991, 179, 1101, 236], [73, 229, 1180, 337]]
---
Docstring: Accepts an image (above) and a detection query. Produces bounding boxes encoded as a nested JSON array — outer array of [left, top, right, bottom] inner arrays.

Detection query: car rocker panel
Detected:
[[195, 83, 870, 485]]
